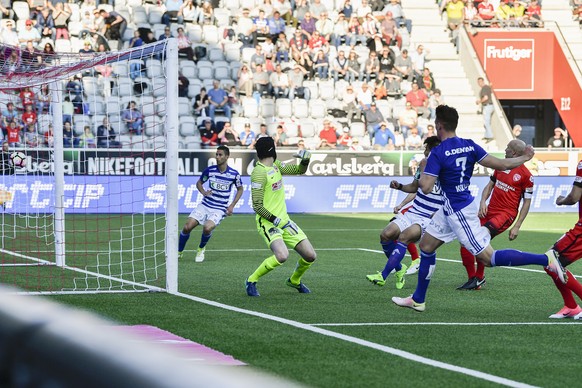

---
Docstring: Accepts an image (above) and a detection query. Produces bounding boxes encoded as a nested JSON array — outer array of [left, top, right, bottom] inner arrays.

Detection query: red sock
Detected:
[[566, 270, 582, 300], [460, 246, 476, 279], [407, 243, 419, 261], [475, 261, 485, 280], [545, 268, 577, 308]]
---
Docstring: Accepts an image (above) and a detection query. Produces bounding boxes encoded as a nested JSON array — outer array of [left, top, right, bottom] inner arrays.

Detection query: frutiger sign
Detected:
[[483, 39, 534, 91]]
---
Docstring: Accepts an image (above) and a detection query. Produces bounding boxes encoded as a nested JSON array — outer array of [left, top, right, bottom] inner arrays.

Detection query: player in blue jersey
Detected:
[[366, 136, 442, 289], [392, 105, 567, 312], [178, 145, 244, 262]]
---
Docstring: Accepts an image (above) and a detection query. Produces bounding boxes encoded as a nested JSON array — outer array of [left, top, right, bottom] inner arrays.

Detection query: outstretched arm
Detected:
[[278, 150, 311, 175], [556, 184, 582, 206], [479, 145, 534, 171]]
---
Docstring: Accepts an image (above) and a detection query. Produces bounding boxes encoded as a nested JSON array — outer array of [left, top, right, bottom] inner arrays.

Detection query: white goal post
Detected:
[[0, 39, 179, 295]]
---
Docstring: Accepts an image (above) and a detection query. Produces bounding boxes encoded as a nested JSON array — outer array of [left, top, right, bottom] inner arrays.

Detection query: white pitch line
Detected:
[[174, 291, 536, 388], [311, 322, 582, 326]]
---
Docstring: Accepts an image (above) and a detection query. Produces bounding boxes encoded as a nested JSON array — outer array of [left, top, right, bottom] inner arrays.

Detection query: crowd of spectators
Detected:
[[0, 0, 556, 151]]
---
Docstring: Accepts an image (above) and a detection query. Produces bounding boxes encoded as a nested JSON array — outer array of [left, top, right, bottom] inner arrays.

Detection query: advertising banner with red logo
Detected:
[[469, 30, 582, 146]]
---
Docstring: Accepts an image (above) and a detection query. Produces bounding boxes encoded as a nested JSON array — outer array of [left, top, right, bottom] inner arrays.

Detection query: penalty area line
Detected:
[[174, 291, 536, 388]]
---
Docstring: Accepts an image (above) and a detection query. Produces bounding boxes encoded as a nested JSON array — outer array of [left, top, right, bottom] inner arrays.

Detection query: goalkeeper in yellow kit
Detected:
[[245, 137, 317, 297]]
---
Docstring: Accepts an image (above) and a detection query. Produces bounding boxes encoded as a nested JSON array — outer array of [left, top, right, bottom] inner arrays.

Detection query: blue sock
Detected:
[[199, 233, 212, 249], [491, 249, 548, 267], [381, 240, 396, 259], [412, 250, 437, 304], [178, 231, 190, 252], [381, 242, 407, 279]]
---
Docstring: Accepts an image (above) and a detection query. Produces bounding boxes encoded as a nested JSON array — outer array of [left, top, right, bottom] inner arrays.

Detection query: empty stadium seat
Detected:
[[309, 99, 326, 119], [208, 48, 225, 62], [197, 61, 213, 80], [349, 122, 366, 138], [12, 2, 30, 22], [242, 97, 259, 118], [202, 25, 219, 45], [292, 99, 309, 119], [275, 99, 292, 118], [260, 99, 276, 118], [318, 80, 335, 101], [187, 25, 203, 43], [300, 119, 316, 138], [179, 116, 197, 137], [303, 81, 319, 100]]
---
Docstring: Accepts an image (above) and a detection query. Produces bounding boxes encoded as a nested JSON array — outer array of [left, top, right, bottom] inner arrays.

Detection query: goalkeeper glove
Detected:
[[294, 149, 311, 160], [281, 220, 299, 236]]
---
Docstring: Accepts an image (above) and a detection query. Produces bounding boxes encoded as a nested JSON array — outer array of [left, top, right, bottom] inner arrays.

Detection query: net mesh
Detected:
[[0, 40, 173, 293]]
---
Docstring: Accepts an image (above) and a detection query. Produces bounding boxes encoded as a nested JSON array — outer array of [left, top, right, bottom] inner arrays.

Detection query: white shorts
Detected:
[[189, 203, 226, 226], [391, 211, 432, 234], [425, 200, 491, 255]]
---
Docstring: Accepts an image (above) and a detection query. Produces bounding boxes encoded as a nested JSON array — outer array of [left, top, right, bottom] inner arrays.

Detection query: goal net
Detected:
[[0, 39, 179, 294]]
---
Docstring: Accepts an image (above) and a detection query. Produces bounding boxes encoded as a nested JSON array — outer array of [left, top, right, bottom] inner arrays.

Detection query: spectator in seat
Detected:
[[176, 27, 196, 62], [343, 85, 361, 122], [406, 81, 429, 118], [379, 46, 397, 76], [308, 30, 328, 54], [393, 128, 405, 150], [237, 9, 257, 48], [199, 1, 215, 25], [252, 64, 272, 97], [237, 65, 254, 97], [337, 127, 352, 150], [37, 84, 51, 115], [428, 88, 444, 120], [331, 13, 349, 49], [525, 0, 543, 27], [250, 44, 266, 72], [267, 11, 286, 42], [332, 50, 349, 82], [2, 103, 18, 134], [373, 122, 395, 150], [477, 0, 496, 25], [21, 104, 37, 128], [398, 101, 419, 135], [97, 117, 120, 148], [548, 127, 567, 149], [270, 64, 290, 98], [42, 42, 56, 66], [363, 51, 380, 82], [7, 120, 23, 147], [394, 48, 413, 80], [315, 11, 333, 42], [300, 12, 317, 38], [159, 26, 173, 41], [162, 0, 183, 26], [362, 13, 381, 39], [24, 124, 39, 148], [410, 44, 429, 81], [350, 137, 364, 151], [422, 124, 437, 142], [122, 101, 144, 135], [383, 0, 412, 34], [346, 51, 361, 82], [294, 0, 309, 27], [274, 124, 288, 146], [240, 123, 257, 148], [419, 67, 436, 93], [319, 119, 338, 149], [254, 9, 270, 42], [275, 32, 290, 62], [129, 30, 144, 48], [313, 50, 329, 79], [380, 11, 398, 47], [79, 40, 96, 55], [288, 65, 311, 100], [217, 122, 241, 146], [374, 71, 388, 100], [208, 80, 231, 120], [19, 20, 41, 47], [347, 15, 366, 47], [290, 29, 309, 62], [199, 118, 219, 146], [368, 33, 386, 55], [255, 124, 270, 141], [364, 102, 385, 142], [99, 9, 127, 42], [62, 121, 77, 148], [44, 123, 54, 147], [79, 125, 96, 148], [463, 1, 481, 27], [20, 42, 43, 71], [20, 87, 36, 109], [178, 71, 189, 98], [1, 21, 19, 47], [48, 2, 71, 40], [405, 126, 423, 150], [179, 0, 200, 24], [357, 83, 373, 111], [310, 0, 328, 19], [273, 0, 292, 24]]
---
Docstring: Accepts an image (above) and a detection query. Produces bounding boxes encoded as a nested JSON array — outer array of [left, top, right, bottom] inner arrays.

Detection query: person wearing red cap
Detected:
[[18, 20, 41, 47]]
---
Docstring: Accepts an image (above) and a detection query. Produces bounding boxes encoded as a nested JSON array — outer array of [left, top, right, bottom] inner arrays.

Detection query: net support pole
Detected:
[[165, 38, 179, 294], [51, 81, 66, 267]]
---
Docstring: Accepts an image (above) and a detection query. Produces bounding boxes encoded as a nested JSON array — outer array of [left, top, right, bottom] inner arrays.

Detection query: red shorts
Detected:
[[481, 211, 515, 238], [554, 222, 582, 264]]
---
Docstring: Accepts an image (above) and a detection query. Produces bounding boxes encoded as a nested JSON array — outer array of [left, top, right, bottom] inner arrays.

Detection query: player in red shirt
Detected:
[[458, 139, 534, 290], [546, 159, 582, 319]]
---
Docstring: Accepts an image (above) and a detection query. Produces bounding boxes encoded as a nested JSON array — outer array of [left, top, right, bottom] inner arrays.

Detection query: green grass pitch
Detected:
[[27, 213, 582, 386]]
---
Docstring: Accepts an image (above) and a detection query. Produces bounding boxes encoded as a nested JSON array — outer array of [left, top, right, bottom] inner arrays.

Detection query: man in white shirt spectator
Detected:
[[162, 0, 183, 26], [1, 21, 19, 46], [382, 0, 412, 34], [410, 44, 429, 80], [315, 11, 333, 42], [309, 0, 327, 19], [18, 20, 41, 47], [288, 65, 311, 100], [237, 8, 257, 48], [270, 64, 290, 98], [357, 83, 373, 110]]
